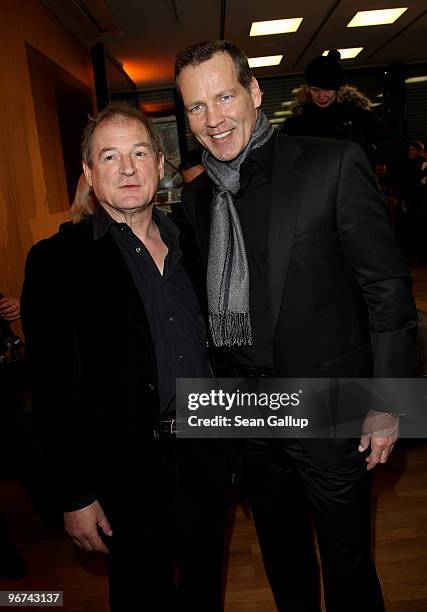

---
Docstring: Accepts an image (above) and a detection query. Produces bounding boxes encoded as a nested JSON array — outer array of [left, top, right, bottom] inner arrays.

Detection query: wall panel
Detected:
[[0, 0, 94, 309]]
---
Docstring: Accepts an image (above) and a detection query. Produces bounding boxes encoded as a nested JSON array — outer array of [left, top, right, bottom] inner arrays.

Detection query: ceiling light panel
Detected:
[[405, 76, 427, 84], [322, 47, 363, 59], [248, 55, 283, 68], [250, 18, 303, 36], [347, 8, 408, 28]]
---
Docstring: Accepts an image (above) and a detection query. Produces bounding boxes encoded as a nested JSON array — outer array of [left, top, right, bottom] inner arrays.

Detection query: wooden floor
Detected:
[[1, 265, 427, 611], [224, 441, 427, 612], [1, 440, 427, 611]]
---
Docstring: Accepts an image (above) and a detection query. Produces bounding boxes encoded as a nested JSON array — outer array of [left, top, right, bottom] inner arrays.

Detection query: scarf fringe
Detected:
[[209, 312, 253, 347]]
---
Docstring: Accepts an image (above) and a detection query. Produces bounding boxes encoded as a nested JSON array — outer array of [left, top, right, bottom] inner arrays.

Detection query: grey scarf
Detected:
[[202, 111, 274, 347]]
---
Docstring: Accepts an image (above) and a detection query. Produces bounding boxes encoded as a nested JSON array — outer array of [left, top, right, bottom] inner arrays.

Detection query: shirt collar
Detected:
[[239, 130, 276, 193], [93, 204, 117, 240], [243, 130, 276, 177], [92, 202, 180, 247], [152, 206, 180, 248]]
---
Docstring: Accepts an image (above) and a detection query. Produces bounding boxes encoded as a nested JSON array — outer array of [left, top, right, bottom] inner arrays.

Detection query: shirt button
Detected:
[[178, 354, 183, 360], [148, 382, 156, 391], [120, 226, 126, 232], [135, 247, 141, 253]]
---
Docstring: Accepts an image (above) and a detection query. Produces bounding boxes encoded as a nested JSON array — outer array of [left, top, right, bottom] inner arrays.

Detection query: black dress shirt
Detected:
[[232, 132, 276, 369], [93, 205, 210, 415]]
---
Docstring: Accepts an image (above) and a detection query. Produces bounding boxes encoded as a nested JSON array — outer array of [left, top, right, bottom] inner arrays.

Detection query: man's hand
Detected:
[[0, 297, 20, 322], [64, 500, 113, 553], [358, 411, 399, 471]]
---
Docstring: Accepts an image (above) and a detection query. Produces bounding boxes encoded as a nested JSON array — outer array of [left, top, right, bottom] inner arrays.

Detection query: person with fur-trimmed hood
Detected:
[[282, 50, 403, 171]]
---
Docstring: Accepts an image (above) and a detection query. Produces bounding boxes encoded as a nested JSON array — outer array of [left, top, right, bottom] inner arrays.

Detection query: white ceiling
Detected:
[[40, 0, 427, 89]]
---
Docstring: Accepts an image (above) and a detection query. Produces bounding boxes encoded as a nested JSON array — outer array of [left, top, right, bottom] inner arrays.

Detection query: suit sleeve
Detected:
[[336, 142, 417, 377], [21, 241, 96, 511]]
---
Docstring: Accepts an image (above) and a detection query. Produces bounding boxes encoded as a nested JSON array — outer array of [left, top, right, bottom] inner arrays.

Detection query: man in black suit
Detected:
[[175, 41, 417, 612], [21, 103, 227, 611]]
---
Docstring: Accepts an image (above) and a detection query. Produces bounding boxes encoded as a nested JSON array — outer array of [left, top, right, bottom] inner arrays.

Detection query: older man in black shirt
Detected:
[[21, 103, 228, 612], [93, 203, 210, 415]]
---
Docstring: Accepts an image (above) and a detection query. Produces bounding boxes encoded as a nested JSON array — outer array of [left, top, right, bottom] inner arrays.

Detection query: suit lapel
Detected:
[[269, 135, 306, 333], [193, 176, 212, 264], [189, 138, 307, 337], [85, 228, 156, 362]]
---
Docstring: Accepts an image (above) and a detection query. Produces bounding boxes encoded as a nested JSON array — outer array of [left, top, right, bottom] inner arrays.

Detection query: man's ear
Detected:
[[250, 77, 262, 109], [82, 162, 93, 187]]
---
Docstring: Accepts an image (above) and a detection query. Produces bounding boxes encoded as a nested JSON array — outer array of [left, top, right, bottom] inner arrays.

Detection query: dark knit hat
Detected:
[[305, 49, 346, 90]]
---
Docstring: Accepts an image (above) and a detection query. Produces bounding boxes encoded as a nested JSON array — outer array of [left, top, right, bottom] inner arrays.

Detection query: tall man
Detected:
[[21, 103, 227, 611], [175, 41, 417, 612]]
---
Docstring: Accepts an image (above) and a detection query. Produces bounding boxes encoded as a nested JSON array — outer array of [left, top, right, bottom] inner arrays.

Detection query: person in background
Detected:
[[59, 174, 98, 233], [407, 140, 424, 164], [0, 296, 20, 322], [175, 39, 417, 612], [282, 50, 403, 175], [69, 173, 98, 223], [406, 141, 427, 264], [0, 295, 27, 579], [180, 148, 205, 183], [402, 141, 427, 257], [375, 162, 399, 227]]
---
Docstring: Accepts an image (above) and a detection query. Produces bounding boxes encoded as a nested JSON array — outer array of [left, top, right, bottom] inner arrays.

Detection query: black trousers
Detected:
[[240, 438, 384, 612], [104, 436, 227, 612]]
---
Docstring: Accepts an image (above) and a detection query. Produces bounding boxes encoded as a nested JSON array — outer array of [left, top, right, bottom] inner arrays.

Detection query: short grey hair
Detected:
[[81, 102, 163, 167]]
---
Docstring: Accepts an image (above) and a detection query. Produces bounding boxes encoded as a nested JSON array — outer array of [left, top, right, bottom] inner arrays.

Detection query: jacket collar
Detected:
[[192, 133, 307, 334], [268, 133, 306, 333], [73, 218, 156, 363]]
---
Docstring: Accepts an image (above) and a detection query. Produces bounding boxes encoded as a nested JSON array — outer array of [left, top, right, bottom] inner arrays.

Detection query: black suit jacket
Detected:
[[21, 218, 162, 519], [21, 216, 230, 523], [182, 134, 418, 468]]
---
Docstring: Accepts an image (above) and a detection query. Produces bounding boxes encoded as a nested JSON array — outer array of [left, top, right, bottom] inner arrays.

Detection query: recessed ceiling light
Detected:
[[270, 117, 286, 123], [371, 102, 383, 107], [405, 76, 427, 84], [322, 47, 363, 59], [274, 110, 292, 116], [248, 55, 283, 68], [347, 8, 407, 28], [250, 18, 303, 37], [376, 93, 384, 98], [281, 100, 293, 106]]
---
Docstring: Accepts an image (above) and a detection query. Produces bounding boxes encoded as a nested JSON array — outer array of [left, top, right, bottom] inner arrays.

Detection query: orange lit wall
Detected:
[[122, 60, 167, 87], [0, 0, 95, 314]]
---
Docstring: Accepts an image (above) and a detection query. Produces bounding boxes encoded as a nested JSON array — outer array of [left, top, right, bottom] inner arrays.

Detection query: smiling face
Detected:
[[83, 116, 164, 217], [309, 86, 337, 108], [178, 52, 262, 162]]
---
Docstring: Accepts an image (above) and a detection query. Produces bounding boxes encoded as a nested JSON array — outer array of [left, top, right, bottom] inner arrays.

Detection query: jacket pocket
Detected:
[[292, 228, 331, 248]]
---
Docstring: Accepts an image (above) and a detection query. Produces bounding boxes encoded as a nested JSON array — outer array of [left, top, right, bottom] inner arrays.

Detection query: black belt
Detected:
[[233, 363, 276, 378], [159, 417, 176, 435]]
